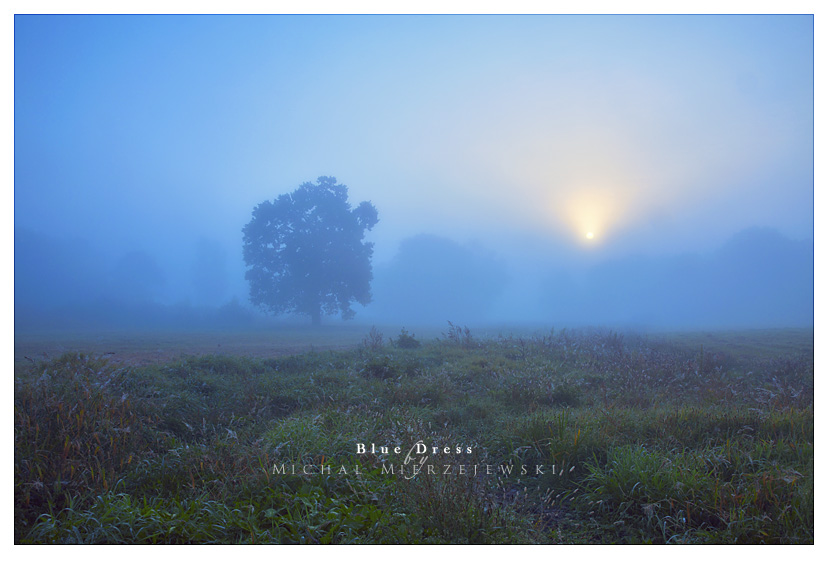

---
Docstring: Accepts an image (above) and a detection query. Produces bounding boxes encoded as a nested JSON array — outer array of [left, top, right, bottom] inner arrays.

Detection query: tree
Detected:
[[111, 250, 166, 304], [191, 237, 229, 306], [242, 176, 379, 325], [372, 235, 508, 324]]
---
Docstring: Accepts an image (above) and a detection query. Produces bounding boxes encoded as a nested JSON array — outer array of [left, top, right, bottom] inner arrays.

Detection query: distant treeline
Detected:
[[363, 228, 813, 329], [14, 228, 247, 331], [538, 227, 813, 328], [15, 226, 812, 331]]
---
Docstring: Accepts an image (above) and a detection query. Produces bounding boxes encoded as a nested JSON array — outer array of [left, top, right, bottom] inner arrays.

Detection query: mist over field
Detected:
[[14, 15, 814, 333], [13, 12, 817, 546]]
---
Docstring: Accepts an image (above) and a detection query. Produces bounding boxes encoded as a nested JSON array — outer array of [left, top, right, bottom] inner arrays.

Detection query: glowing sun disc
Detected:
[[586, 232, 595, 239]]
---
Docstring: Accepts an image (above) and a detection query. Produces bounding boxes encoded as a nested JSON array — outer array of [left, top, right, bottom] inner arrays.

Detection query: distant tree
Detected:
[[242, 176, 378, 325], [14, 227, 108, 310], [191, 237, 229, 306], [371, 234, 508, 324], [111, 250, 166, 303]]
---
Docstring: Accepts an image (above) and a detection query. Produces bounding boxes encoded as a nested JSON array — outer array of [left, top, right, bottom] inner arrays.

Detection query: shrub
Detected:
[[360, 355, 398, 380], [392, 328, 421, 349]]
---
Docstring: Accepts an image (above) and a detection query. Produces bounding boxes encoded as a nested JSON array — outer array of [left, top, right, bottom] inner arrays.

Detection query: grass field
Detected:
[[14, 324, 814, 544], [13, 324, 464, 368]]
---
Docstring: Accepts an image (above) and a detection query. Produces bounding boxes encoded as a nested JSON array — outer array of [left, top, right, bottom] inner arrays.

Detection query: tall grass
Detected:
[[15, 327, 813, 544]]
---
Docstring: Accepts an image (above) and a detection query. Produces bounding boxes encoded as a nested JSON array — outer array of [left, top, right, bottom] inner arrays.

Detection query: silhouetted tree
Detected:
[[242, 176, 378, 325]]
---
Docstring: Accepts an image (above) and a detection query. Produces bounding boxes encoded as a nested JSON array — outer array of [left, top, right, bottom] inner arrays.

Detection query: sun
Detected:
[[586, 232, 595, 240]]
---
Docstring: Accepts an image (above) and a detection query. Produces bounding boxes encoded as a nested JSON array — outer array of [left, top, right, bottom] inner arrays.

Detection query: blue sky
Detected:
[[14, 14, 815, 301]]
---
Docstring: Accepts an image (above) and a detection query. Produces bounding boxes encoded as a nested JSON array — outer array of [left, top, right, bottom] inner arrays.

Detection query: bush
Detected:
[[360, 355, 398, 380], [392, 328, 421, 349]]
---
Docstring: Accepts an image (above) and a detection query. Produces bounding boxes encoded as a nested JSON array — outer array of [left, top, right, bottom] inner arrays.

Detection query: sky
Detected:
[[12, 11, 817, 326]]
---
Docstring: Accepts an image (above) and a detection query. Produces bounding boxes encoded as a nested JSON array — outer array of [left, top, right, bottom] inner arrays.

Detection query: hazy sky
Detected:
[[14, 14, 814, 301]]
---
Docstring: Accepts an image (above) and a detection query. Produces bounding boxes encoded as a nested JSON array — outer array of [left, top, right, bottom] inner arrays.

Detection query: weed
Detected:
[[444, 321, 475, 348], [362, 326, 385, 351]]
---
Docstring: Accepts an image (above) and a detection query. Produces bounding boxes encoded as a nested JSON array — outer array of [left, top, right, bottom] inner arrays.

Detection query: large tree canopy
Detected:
[[242, 176, 378, 325]]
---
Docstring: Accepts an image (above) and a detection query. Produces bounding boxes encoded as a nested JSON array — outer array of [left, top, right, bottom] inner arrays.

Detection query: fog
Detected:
[[14, 15, 814, 332]]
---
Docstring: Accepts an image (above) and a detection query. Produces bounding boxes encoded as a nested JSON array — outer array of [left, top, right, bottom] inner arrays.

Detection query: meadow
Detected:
[[14, 324, 814, 544]]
